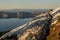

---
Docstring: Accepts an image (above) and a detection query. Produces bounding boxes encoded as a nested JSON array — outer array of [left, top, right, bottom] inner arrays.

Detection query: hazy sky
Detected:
[[0, 0, 60, 9]]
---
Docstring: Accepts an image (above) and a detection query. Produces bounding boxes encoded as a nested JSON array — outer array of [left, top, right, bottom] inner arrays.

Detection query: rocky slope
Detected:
[[0, 7, 60, 40], [18, 26, 42, 40]]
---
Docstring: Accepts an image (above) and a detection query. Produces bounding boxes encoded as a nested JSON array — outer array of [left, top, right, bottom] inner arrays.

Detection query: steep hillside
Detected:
[[0, 7, 60, 40]]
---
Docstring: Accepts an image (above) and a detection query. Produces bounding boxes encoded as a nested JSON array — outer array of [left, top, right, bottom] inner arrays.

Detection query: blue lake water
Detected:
[[0, 18, 32, 32]]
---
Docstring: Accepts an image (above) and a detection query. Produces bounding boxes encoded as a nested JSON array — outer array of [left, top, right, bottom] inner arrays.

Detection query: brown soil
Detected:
[[47, 22, 60, 40]]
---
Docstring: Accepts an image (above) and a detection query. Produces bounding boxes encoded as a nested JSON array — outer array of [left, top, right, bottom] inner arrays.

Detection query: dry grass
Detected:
[[47, 22, 60, 40]]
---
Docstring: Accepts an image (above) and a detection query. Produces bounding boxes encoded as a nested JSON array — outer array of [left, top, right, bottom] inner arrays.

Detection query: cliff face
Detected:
[[18, 7, 60, 40], [47, 8, 60, 40], [47, 22, 60, 40]]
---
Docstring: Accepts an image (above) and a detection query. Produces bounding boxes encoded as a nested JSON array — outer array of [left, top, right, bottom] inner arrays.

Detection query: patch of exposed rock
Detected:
[[18, 26, 42, 40]]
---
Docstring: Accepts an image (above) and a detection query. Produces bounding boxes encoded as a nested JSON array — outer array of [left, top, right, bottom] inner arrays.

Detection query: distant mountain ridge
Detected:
[[0, 9, 49, 12]]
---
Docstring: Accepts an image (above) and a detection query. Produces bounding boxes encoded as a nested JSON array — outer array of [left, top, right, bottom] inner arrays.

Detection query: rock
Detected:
[[18, 26, 42, 40]]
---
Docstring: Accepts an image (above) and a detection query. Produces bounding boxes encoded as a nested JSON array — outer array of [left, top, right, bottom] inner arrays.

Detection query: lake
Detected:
[[0, 18, 32, 32]]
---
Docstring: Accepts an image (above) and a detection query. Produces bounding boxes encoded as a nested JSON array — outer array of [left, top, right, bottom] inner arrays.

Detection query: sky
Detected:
[[0, 0, 60, 10]]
